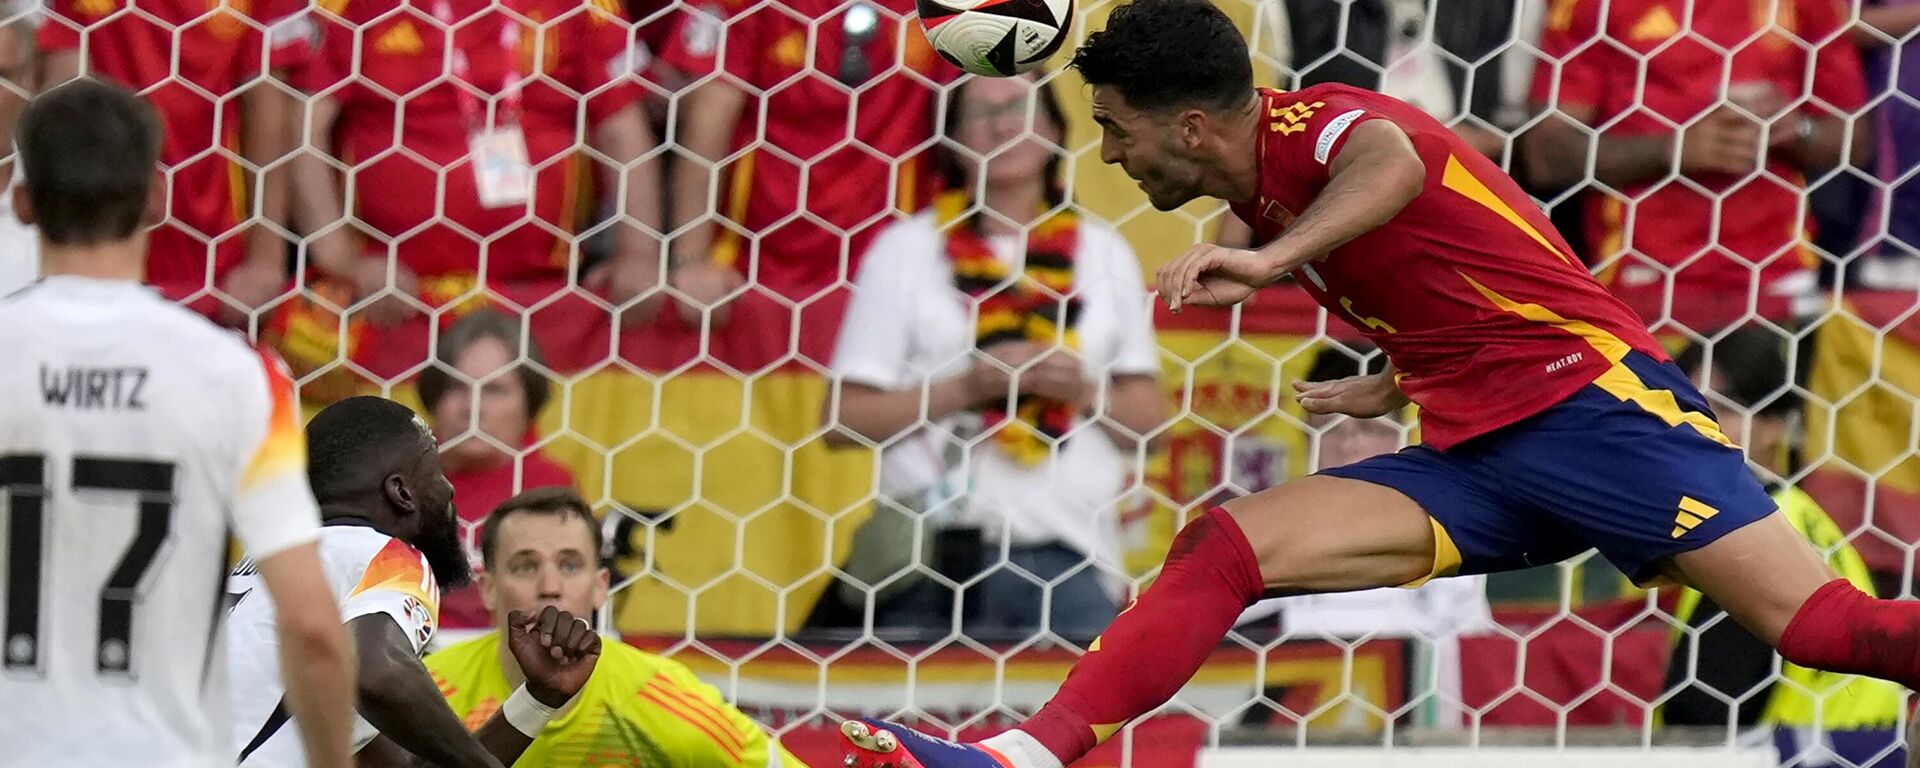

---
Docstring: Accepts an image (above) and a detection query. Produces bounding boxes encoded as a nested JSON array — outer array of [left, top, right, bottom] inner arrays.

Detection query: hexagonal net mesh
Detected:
[[17, 0, 1920, 763]]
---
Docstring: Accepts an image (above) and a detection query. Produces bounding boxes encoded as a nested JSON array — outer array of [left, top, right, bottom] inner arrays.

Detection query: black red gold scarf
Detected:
[[936, 190, 1083, 466]]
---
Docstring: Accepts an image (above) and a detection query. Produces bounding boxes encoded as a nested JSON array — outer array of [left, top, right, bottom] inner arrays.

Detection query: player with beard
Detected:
[[227, 396, 601, 767]]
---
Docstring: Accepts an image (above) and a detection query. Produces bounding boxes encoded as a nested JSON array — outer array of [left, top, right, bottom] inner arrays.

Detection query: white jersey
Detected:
[[229, 524, 440, 767], [0, 276, 323, 767]]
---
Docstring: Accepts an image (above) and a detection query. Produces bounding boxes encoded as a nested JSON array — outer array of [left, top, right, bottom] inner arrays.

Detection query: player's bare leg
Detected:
[[1669, 508, 1920, 689], [1666, 510, 1838, 644], [1666, 508, 1920, 768], [841, 476, 1436, 768]]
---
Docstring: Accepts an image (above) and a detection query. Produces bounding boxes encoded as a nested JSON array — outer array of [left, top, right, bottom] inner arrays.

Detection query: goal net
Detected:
[[21, 0, 1920, 765]]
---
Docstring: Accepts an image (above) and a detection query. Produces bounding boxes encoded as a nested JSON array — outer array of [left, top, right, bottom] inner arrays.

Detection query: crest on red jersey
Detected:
[[1261, 199, 1295, 228]]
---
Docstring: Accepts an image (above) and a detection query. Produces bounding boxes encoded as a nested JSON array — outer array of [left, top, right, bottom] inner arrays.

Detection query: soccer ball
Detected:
[[916, 0, 1074, 77]]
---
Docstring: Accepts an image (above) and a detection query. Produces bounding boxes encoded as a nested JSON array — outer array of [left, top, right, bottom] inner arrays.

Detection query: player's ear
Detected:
[[385, 472, 417, 516], [592, 565, 610, 610], [1178, 108, 1207, 149], [10, 181, 29, 227], [141, 169, 164, 227], [476, 569, 497, 616]]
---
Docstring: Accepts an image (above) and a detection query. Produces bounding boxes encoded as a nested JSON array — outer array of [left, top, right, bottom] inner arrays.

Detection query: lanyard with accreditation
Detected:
[[435, 0, 533, 209]]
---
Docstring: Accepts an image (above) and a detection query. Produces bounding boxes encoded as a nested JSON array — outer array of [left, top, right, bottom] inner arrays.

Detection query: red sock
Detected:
[[1015, 507, 1266, 764], [1778, 578, 1920, 689]]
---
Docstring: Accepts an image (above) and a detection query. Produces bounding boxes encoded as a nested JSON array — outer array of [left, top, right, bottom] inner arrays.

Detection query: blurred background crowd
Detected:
[[10, 0, 1920, 763]]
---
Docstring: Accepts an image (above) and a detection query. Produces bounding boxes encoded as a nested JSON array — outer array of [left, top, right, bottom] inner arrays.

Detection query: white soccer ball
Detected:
[[916, 0, 1074, 77]]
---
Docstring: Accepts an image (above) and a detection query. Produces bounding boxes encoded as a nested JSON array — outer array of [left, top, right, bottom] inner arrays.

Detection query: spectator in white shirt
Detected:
[[822, 72, 1167, 643]]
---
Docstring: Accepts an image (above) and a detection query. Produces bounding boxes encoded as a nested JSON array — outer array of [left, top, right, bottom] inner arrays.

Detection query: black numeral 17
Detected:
[[1, 452, 175, 677]]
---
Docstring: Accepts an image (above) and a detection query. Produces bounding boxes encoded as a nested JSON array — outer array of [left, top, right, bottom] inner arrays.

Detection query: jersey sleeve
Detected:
[[343, 537, 442, 653], [229, 349, 323, 561], [1264, 90, 1389, 190], [648, 662, 799, 768]]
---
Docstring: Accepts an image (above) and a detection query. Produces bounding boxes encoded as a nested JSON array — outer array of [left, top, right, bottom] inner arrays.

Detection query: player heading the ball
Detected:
[[0, 78, 357, 768], [841, 2, 1920, 767]]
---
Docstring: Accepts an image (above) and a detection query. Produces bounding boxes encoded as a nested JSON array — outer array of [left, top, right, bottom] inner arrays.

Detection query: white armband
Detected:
[[502, 685, 559, 738]]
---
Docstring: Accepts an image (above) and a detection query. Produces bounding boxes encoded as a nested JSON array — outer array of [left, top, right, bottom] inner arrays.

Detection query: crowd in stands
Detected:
[[10, 0, 1920, 758]]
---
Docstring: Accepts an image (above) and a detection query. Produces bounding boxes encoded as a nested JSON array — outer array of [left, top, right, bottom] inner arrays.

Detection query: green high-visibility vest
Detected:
[[1670, 486, 1904, 730]]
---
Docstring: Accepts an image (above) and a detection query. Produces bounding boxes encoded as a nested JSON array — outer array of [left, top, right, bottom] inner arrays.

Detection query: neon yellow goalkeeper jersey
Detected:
[[426, 633, 806, 768]]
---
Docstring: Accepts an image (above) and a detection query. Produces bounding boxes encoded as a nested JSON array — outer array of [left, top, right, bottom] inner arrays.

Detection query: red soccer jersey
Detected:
[[1231, 85, 1666, 450], [38, 0, 311, 304], [1530, 0, 1867, 330], [659, 0, 956, 303], [301, 0, 645, 281]]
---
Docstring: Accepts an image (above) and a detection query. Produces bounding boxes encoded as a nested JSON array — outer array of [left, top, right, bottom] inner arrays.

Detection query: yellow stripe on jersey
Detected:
[[639, 679, 745, 762], [1457, 270, 1631, 362], [1592, 364, 1737, 448], [1457, 271, 1735, 448], [1440, 154, 1574, 265]]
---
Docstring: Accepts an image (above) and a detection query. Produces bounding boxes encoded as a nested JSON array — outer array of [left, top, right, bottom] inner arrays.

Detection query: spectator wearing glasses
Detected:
[[662, 0, 960, 362], [821, 73, 1166, 642], [417, 309, 578, 632]]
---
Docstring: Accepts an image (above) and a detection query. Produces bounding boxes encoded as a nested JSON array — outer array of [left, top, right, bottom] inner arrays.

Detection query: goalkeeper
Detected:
[[426, 487, 806, 767]]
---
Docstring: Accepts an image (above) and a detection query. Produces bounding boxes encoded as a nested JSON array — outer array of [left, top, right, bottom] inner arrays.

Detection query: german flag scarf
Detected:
[[936, 190, 1083, 467]]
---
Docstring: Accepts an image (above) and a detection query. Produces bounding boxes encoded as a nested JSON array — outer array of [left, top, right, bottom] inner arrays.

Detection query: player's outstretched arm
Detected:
[[1156, 120, 1423, 312], [1254, 120, 1424, 275], [257, 542, 358, 768]]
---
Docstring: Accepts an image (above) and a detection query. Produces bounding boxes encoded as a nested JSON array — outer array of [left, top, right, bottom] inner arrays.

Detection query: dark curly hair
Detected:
[[1068, 0, 1253, 113], [306, 396, 429, 504]]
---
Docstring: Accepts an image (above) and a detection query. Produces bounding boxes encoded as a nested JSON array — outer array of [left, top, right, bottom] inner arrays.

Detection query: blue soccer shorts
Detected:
[[1320, 351, 1777, 585]]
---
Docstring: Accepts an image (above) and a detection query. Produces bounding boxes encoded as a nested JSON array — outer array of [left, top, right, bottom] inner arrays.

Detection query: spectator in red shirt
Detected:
[[293, 0, 667, 327], [37, 0, 311, 322], [1524, 0, 1869, 333], [663, 0, 959, 360], [416, 308, 577, 631]]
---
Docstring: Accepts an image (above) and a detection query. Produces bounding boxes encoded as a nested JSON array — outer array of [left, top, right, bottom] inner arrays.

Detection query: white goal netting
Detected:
[[15, 0, 1920, 765]]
